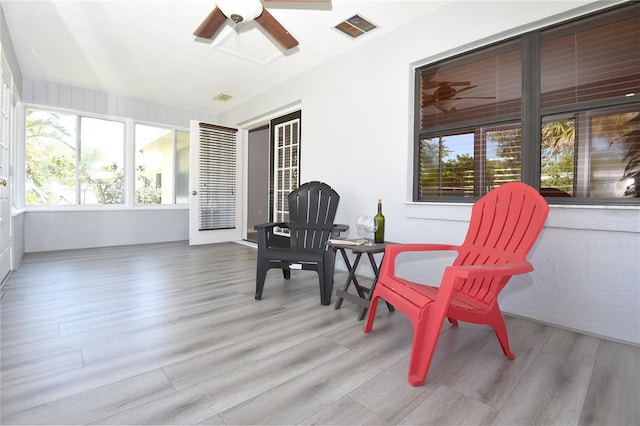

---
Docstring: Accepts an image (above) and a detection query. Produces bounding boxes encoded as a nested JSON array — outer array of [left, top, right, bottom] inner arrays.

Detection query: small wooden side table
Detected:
[[328, 240, 395, 320]]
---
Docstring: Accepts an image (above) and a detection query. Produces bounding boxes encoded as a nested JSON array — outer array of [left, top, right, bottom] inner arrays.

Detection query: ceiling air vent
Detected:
[[334, 14, 377, 39], [213, 93, 232, 102]]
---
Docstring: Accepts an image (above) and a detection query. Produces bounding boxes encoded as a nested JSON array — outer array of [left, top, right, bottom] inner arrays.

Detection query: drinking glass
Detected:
[[364, 216, 378, 245], [356, 215, 368, 240]]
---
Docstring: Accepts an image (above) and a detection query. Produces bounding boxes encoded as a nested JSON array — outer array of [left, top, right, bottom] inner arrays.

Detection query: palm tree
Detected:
[[26, 109, 125, 204], [616, 113, 640, 197], [542, 120, 575, 154], [25, 109, 76, 204]]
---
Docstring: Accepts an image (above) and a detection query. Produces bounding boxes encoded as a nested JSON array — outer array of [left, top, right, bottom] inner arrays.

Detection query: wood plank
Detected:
[[0, 241, 638, 425], [492, 352, 593, 424], [445, 317, 552, 409], [579, 339, 640, 425], [399, 385, 497, 425]]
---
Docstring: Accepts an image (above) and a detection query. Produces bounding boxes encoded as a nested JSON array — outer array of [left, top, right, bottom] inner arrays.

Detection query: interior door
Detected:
[[270, 111, 300, 231], [0, 72, 12, 283], [189, 120, 244, 245]]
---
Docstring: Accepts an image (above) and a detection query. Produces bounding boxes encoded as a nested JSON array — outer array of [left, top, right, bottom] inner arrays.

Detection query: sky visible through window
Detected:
[[443, 133, 500, 161]]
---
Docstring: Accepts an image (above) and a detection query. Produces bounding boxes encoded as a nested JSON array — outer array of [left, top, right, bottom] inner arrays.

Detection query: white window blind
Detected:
[[198, 123, 237, 231]]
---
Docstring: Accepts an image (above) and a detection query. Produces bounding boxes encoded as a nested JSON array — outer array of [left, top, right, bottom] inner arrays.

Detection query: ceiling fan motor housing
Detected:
[[216, 0, 263, 23]]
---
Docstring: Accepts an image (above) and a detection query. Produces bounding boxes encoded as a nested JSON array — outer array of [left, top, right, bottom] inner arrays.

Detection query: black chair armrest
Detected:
[[254, 222, 288, 231], [256, 222, 291, 250], [330, 224, 349, 238]]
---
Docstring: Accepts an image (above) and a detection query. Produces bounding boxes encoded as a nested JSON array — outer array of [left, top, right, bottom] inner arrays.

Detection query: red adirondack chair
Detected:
[[363, 182, 549, 386]]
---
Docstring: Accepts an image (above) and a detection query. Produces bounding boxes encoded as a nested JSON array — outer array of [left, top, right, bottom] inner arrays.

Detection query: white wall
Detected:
[[25, 209, 188, 252], [20, 78, 217, 253], [21, 77, 215, 128], [220, 1, 640, 345], [1, 7, 25, 270]]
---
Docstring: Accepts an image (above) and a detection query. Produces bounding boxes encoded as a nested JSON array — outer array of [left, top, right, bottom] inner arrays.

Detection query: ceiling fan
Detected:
[[194, 0, 330, 50], [422, 81, 496, 113]]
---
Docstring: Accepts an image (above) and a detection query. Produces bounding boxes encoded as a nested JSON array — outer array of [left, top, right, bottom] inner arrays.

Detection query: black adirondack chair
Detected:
[[254, 181, 348, 305]]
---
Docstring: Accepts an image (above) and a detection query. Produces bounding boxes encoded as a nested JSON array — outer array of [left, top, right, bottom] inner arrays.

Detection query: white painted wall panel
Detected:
[[220, 1, 640, 345], [59, 84, 72, 108], [71, 86, 83, 109], [83, 89, 96, 112], [45, 83, 58, 106], [10, 210, 25, 268], [25, 209, 189, 252], [22, 77, 216, 128], [32, 79, 46, 104]]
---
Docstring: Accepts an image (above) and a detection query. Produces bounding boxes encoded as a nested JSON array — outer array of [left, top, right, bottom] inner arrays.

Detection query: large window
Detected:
[[25, 108, 188, 206], [26, 109, 124, 205], [135, 124, 189, 205], [415, 3, 640, 203]]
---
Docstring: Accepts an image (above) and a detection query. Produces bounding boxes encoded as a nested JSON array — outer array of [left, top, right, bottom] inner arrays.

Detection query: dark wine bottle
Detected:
[[374, 199, 385, 243]]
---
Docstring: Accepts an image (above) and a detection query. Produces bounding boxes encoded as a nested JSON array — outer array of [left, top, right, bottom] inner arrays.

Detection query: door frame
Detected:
[[188, 120, 245, 245], [240, 102, 302, 241], [268, 110, 301, 227]]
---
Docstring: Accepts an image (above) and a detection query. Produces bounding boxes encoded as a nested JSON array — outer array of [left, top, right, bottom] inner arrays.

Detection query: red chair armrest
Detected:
[[380, 243, 461, 277], [445, 261, 534, 279]]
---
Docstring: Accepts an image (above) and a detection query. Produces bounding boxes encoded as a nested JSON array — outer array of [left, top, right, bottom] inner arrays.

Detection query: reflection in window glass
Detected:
[[420, 133, 474, 197], [486, 127, 522, 189], [540, 111, 640, 198], [80, 117, 125, 204], [175, 130, 190, 204], [540, 118, 575, 196], [415, 3, 640, 203], [136, 124, 173, 204], [419, 40, 522, 131], [419, 127, 522, 198], [540, 14, 640, 109], [590, 111, 640, 198]]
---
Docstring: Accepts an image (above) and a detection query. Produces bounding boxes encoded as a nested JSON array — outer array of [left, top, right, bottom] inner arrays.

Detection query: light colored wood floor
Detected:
[[1, 241, 638, 425]]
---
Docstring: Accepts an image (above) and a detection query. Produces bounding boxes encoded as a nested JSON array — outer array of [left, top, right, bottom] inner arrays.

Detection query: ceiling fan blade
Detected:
[[194, 7, 227, 39], [423, 80, 472, 90], [256, 8, 299, 50], [421, 95, 435, 107], [455, 96, 497, 100], [453, 85, 478, 95]]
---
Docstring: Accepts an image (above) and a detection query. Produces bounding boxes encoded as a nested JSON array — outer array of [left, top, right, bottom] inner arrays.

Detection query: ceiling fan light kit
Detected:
[[194, 0, 330, 51], [215, 0, 263, 23]]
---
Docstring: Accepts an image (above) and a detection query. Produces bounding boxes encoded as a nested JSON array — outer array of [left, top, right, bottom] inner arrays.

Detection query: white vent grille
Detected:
[[213, 93, 232, 102], [334, 14, 377, 39]]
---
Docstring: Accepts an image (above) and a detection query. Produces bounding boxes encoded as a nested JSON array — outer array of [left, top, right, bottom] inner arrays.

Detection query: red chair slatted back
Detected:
[[452, 182, 550, 306]]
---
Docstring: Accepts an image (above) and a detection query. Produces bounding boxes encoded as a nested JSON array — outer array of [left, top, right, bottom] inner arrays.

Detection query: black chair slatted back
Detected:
[[288, 181, 340, 250]]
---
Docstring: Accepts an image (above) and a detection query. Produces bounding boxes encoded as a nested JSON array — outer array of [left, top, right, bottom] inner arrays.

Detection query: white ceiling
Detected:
[[1, 0, 452, 115]]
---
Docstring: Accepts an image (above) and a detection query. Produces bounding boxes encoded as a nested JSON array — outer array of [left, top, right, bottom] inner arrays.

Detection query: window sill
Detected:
[[405, 202, 639, 233], [24, 205, 189, 213]]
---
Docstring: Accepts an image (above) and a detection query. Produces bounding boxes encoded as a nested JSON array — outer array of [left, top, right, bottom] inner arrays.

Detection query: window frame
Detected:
[[413, 2, 640, 206], [134, 123, 190, 206], [268, 110, 301, 224], [23, 104, 189, 210]]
